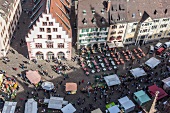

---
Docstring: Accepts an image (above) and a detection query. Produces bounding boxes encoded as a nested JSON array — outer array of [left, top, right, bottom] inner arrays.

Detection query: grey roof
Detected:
[[0, 0, 14, 19], [110, 0, 127, 24], [77, 0, 170, 29], [77, 0, 110, 29], [126, 0, 170, 22]]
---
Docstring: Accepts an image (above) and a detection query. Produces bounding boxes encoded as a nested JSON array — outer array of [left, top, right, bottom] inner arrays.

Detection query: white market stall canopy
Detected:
[[118, 96, 135, 113], [48, 97, 64, 109], [130, 68, 147, 78], [41, 82, 54, 90], [108, 105, 120, 113], [25, 98, 37, 113], [145, 57, 161, 69], [2, 101, 17, 113], [104, 74, 121, 86], [162, 77, 170, 90], [61, 103, 76, 113], [91, 108, 103, 113]]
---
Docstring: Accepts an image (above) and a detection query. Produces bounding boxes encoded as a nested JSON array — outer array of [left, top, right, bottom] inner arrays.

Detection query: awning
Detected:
[[115, 41, 124, 47], [61, 103, 76, 113], [148, 85, 168, 100], [104, 74, 121, 86], [107, 43, 116, 48], [65, 83, 77, 91], [130, 68, 147, 78], [145, 57, 161, 69], [26, 70, 41, 84], [91, 108, 103, 113], [41, 82, 54, 90], [24, 98, 37, 113]]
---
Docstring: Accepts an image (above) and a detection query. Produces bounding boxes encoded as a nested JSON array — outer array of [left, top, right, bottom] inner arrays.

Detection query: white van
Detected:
[[149, 45, 154, 54], [163, 42, 170, 49], [154, 42, 162, 50]]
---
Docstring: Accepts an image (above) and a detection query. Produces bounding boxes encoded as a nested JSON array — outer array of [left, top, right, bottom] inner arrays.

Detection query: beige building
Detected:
[[77, 0, 170, 49], [0, 0, 22, 57]]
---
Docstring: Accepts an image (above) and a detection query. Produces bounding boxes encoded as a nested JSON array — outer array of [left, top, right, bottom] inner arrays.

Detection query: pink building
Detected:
[[26, 0, 72, 60]]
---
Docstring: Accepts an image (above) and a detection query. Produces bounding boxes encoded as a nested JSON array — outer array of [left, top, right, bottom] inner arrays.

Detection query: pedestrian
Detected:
[[82, 79, 84, 83], [60, 81, 63, 85], [79, 81, 81, 85]]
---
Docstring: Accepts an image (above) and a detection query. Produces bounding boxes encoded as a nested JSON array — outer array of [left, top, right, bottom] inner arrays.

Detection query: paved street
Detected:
[[0, 0, 170, 113]]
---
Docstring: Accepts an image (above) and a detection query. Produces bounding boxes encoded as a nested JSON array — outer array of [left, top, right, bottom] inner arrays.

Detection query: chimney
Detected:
[[46, 0, 51, 14], [107, 0, 111, 12]]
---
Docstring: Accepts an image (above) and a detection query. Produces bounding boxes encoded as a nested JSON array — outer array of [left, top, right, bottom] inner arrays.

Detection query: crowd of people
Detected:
[[0, 43, 169, 112]]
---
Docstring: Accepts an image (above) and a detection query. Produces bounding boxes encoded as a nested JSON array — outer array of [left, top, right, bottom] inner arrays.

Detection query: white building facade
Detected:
[[77, 27, 109, 49], [0, 0, 22, 57], [26, 13, 72, 60]]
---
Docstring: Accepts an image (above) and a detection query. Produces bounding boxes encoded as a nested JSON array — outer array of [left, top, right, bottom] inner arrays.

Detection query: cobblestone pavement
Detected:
[[0, 0, 170, 113]]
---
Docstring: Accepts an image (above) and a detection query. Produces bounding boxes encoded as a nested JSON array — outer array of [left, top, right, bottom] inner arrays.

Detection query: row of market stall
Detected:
[[2, 98, 76, 113], [91, 84, 168, 113]]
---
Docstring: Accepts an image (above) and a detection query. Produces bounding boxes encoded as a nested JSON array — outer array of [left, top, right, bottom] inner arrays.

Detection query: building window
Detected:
[[119, 25, 124, 28], [151, 25, 157, 29], [47, 28, 51, 33], [92, 10, 95, 14], [47, 43, 53, 48], [154, 20, 159, 23], [43, 22, 47, 26], [163, 19, 169, 21], [110, 31, 116, 35], [37, 35, 42, 38], [133, 23, 137, 25], [100, 27, 107, 31], [49, 22, 53, 26], [46, 17, 49, 21], [47, 35, 52, 40], [160, 24, 167, 28], [83, 10, 86, 15], [57, 35, 61, 38], [58, 43, 64, 48], [91, 28, 98, 32], [53, 28, 58, 32], [35, 43, 42, 48], [40, 28, 44, 32], [118, 30, 123, 34], [112, 25, 117, 29], [131, 28, 135, 32]]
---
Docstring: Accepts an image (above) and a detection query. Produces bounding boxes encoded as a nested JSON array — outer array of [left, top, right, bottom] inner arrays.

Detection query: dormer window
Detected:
[[101, 17, 105, 24], [92, 17, 96, 24], [82, 18, 87, 25], [132, 13, 135, 18], [92, 10, 95, 14], [83, 10, 86, 15], [101, 9, 105, 14]]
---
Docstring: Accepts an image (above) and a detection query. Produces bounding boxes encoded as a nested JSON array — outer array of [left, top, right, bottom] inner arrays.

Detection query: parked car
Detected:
[[149, 45, 154, 54], [156, 47, 165, 55], [154, 42, 162, 50], [163, 41, 170, 49]]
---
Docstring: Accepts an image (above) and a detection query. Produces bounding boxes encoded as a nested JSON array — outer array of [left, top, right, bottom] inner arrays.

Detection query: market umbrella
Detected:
[[41, 82, 54, 90], [26, 70, 41, 84], [66, 83, 77, 92]]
